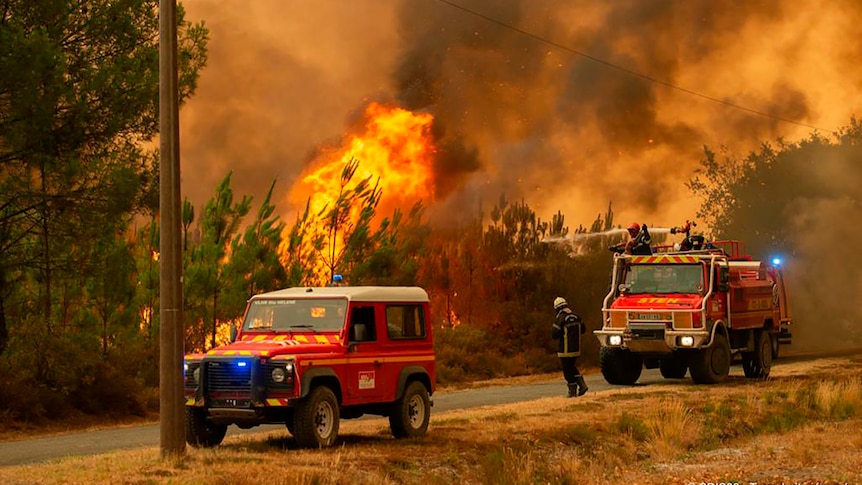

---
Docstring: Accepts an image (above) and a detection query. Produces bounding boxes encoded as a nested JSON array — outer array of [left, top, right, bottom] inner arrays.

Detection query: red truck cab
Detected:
[[184, 286, 435, 448]]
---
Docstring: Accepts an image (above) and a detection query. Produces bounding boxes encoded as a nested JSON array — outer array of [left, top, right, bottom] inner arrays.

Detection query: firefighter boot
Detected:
[[575, 375, 588, 396], [567, 383, 579, 398]]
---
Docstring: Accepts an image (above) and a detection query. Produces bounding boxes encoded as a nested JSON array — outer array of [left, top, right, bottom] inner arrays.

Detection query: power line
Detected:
[[434, 0, 835, 134]]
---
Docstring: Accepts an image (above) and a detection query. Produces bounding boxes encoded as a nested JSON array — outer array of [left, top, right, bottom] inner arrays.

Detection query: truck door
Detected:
[[381, 303, 432, 402], [346, 305, 384, 402], [708, 263, 730, 323]]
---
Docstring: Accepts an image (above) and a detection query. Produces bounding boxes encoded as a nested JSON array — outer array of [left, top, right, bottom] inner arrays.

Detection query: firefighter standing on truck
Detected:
[[552, 297, 588, 397], [609, 222, 652, 255]]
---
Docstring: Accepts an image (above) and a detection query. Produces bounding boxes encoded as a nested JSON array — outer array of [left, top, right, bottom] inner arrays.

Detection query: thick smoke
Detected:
[[389, 0, 862, 226], [787, 196, 862, 351], [180, 0, 861, 228], [178, 1, 402, 209]]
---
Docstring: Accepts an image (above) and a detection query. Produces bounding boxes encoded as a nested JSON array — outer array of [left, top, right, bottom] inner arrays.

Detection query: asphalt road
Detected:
[[2, 350, 851, 467], [0, 369, 651, 467]]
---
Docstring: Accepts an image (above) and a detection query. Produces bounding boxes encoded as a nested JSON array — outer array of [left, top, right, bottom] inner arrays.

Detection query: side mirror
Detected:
[[230, 323, 238, 343]]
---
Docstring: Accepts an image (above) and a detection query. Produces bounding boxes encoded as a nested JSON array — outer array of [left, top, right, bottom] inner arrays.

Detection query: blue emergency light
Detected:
[[771, 257, 782, 266], [237, 361, 248, 368]]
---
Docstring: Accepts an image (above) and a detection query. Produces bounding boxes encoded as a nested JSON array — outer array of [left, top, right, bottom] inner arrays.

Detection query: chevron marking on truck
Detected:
[[631, 255, 699, 264]]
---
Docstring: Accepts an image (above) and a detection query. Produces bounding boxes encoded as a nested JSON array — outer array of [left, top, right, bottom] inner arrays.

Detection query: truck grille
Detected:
[[206, 360, 253, 392]]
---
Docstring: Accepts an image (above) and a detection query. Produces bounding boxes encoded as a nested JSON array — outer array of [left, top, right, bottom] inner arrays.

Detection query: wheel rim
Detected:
[[314, 401, 334, 438], [407, 394, 426, 429]]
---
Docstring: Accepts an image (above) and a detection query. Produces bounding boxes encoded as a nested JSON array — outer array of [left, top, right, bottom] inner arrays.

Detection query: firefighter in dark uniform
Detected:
[[609, 222, 652, 255], [552, 297, 588, 397]]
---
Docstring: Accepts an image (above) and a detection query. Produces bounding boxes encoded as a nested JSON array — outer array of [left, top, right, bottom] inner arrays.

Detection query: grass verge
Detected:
[[2, 358, 861, 484]]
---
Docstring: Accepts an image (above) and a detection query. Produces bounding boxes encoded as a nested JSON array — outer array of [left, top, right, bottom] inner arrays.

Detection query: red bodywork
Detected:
[[596, 242, 792, 354]]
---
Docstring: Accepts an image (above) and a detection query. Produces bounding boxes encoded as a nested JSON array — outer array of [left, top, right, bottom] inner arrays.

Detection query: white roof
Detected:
[[251, 286, 429, 303]]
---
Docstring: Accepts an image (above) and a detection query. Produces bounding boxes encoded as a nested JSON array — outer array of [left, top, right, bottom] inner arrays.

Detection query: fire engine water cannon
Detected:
[[669, 220, 696, 237], [667, 220, 705, 252]]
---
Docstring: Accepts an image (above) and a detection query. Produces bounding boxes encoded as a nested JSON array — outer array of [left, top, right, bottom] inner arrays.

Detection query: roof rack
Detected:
[[651, 239, 751, 261]]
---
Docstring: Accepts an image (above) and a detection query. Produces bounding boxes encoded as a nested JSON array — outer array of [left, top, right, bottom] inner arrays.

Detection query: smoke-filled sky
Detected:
[[179, 0, 862, 230]]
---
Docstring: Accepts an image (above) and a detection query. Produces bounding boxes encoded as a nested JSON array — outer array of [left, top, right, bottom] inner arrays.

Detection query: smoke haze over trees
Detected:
[[689, 119, 862, 350]]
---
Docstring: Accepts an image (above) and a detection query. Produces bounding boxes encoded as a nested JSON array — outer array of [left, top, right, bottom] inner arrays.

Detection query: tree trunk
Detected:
[[0, 292, 7, 356], [211, 287, 218, 349]]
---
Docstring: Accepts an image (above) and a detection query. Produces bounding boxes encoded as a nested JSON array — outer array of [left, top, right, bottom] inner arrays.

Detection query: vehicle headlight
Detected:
[[193, 367, 201, 383], [609, 335, 622, 346], [680, 336, 694, 347], [272, 367, 286, 383]]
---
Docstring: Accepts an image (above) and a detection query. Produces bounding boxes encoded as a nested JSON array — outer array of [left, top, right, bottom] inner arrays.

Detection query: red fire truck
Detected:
[[594, 240, 792, 385], [184, 286, 435, 448]]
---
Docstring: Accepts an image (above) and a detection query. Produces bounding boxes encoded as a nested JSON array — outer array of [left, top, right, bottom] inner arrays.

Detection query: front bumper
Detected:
[[595, 327, 710, 353]]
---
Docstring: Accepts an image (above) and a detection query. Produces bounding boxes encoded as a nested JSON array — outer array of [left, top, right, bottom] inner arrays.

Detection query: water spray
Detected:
[[541, 222, 695, 256]]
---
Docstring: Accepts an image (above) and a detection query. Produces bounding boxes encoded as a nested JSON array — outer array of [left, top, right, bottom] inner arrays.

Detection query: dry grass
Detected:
[[3, 356, 862, 484]]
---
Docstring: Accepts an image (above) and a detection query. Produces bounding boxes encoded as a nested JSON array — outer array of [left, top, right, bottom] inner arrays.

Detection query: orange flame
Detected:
[[290, 102, 437, 218], [284, 102, 437, 283]]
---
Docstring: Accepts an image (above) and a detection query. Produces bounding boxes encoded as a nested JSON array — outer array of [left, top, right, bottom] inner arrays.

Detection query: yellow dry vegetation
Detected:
[[2, 355, 861, 485]]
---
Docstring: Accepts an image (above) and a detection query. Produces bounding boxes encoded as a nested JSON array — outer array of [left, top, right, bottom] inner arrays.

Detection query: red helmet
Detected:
[[627, 222, 640, 236]]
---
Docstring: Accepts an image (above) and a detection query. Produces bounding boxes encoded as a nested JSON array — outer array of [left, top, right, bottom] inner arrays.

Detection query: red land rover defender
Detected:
[[183, 286, 435, 448]]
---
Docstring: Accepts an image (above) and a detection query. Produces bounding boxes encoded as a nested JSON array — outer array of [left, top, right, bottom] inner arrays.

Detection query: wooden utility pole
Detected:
[[159, 0, 185, 456]]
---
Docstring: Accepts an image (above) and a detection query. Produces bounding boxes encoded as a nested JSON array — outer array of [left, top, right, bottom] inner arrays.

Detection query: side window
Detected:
[[386, 305, 426, 340], [349, 306, 376, 342]]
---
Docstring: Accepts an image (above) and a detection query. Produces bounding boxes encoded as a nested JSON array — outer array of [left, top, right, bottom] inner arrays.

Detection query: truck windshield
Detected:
[[243, 298, 347, 332], [625, 264, 704, 294]]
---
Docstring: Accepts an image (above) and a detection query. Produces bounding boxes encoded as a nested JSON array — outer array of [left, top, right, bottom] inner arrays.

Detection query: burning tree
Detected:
[[284, 102, 437, 285]]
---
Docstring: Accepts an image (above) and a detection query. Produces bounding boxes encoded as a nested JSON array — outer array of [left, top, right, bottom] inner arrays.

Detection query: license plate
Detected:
[[213, 399, 250, 407], [629, 312, 667, 321]]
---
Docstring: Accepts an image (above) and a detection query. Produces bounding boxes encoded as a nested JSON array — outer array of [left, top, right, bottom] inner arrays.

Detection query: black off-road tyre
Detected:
[[389, 381, 431, 439], [185, 407, 227, 448], [771, 332, 780, 359], [659, 356, 688, 379], [292, 386, 340, 448], [284, 410, 295, 436], [600, 346, 643, 385], [689, 332, 731, 384], [742, 331, 772, 379]]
